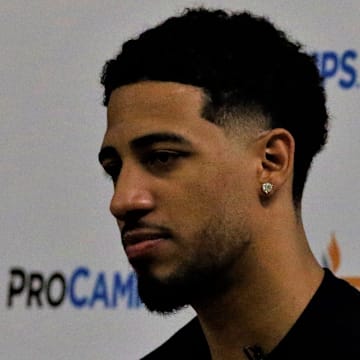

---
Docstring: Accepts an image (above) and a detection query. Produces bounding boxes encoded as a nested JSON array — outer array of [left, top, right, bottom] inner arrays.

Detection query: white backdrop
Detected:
[[1, 1, 359, 359]]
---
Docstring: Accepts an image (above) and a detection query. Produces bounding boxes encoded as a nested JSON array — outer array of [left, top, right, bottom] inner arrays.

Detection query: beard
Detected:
[[136, 256, 229, 314], [134, 217, 251, 314]]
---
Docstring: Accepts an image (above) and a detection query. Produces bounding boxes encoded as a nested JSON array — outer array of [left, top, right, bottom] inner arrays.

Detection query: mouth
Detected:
[[122, 229, 171, 260]]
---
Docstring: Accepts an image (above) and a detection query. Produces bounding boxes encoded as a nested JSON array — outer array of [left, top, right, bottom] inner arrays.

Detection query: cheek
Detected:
[[155, 177, 219, 237], [157, 160, 254, 230], [195, 165, 256, 231], [174, 172, 234, 225]]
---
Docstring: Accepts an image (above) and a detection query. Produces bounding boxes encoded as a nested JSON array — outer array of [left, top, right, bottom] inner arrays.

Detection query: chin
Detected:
[[137, 271, 190, 314], [135, 259, 232, 314]]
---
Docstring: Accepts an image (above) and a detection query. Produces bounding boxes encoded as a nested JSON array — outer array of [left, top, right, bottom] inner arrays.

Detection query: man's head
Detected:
[[101, 7, 328, 205], [99, 8, 328, 313]]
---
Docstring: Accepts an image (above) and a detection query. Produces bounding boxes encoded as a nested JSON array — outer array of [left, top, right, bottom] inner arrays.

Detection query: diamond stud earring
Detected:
[[261, 182, 273, 195]]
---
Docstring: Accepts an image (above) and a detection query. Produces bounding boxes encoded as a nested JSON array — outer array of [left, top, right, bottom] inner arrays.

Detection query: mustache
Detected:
[[121, 221, 173, 239]]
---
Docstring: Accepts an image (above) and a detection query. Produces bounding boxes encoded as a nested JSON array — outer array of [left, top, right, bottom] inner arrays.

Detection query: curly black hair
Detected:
[[101, 7, 328, 204]]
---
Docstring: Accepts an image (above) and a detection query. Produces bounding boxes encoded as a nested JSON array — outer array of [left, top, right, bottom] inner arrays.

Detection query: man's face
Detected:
[[99, 81, 260, 313]]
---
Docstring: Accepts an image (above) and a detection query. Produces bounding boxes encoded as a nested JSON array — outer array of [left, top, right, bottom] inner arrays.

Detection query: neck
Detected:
[[191, 214, 324, 360]]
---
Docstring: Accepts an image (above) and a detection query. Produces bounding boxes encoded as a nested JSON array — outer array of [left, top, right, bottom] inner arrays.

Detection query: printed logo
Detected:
[[6, 266, 142, 309], [314, 50, 359, 89], [322, 233, 360, 289]]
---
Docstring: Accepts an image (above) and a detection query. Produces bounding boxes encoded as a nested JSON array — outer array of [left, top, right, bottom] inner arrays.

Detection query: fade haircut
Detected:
[[101, 8, 328, 204]]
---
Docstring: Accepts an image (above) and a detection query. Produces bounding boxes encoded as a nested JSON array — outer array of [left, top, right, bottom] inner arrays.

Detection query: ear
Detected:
[[256, 128, 295, 196]]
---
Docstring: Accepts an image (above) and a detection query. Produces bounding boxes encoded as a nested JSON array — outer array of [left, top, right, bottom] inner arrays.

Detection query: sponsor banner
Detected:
[[315, 49, 359, 90], [6, 267, 142, 310]]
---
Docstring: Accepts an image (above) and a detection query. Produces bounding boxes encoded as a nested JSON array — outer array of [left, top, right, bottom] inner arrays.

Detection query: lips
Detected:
[[122, 229, 170, 260]]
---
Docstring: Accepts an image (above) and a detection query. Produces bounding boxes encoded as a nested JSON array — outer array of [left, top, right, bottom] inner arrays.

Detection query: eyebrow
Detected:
[[98, 132, 192, 165], [130, 132, 191, 149]]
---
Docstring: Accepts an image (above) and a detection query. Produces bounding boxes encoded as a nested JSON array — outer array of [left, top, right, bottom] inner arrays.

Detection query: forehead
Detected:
[[101, 81, 234, 152], [107, 81, 206, 129]]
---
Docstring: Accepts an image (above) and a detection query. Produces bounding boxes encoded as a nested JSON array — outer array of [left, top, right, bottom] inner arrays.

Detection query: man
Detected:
[[98, 8, 360, 359]]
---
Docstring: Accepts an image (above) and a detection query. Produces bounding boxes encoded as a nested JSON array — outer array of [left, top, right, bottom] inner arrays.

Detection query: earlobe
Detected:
[[258, 128, 295, 194]]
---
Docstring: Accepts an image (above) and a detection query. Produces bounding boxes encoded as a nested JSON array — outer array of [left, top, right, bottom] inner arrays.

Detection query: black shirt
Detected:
[[141, 269, 360, 359]]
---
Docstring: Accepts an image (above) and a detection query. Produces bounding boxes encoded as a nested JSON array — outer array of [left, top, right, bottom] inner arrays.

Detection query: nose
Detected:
[[109, 165, 155, 221]]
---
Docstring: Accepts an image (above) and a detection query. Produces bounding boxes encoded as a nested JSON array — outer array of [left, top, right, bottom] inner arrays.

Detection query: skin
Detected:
[[99, 81, 324, 360]]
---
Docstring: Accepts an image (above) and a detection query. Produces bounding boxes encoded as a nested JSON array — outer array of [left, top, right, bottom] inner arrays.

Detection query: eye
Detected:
[[144, 150, 185, 170]]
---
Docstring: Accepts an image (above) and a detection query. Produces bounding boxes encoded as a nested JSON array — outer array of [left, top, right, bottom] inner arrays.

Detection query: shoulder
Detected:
[[271, 269, 360, 359], [317, 269, 360, 314], [140, 317, 210, 360], [300, 268, 360, 341], [321, 269, 360, 333]]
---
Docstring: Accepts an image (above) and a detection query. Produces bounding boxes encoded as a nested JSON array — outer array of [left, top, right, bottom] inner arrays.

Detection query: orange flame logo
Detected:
[[325, 233, 360, 289]]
